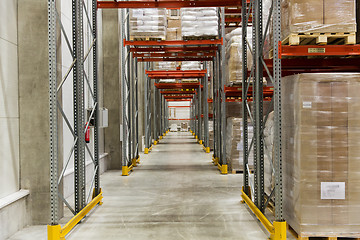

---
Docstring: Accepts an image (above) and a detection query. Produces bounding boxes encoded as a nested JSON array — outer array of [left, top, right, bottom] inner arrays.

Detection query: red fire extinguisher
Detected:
[[85, 122, 90, 143]]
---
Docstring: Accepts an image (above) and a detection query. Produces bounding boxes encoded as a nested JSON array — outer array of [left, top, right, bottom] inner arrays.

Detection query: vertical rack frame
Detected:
[[241, 0, 287, 238], [48, 0, 103, 238]]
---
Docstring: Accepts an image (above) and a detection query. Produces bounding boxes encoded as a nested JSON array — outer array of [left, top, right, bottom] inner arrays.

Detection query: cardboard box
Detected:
[[282, 73, 360, 236]]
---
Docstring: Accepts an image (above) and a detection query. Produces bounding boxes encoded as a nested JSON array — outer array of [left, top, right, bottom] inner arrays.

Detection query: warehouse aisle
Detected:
[[9, 132, 269, 240]]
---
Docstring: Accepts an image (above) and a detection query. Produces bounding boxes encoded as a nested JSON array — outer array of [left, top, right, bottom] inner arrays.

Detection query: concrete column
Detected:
[[103, 10, 122, 169], [18, 0, 63, 224]]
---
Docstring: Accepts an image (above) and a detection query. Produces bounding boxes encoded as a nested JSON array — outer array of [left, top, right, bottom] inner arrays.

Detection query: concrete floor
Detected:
[[9, 132, 275, 240]]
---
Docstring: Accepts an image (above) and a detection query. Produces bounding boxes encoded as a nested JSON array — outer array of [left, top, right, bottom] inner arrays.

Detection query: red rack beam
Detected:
[[124, 38, 223, 46], [147, 70, 207, 79], [137, 57, 213, 62], [164, 95, 194, 99], [130, 46, 218, 53], [166, 99, 191, 102], [98, 1, 243, 9], [133, 52, 216, 58], [161, 91, 196, 94], [224, 86, 274, 97], [263, 58, 360, 77], [155, 82, 201, 89], [280, 44, 360, 57]]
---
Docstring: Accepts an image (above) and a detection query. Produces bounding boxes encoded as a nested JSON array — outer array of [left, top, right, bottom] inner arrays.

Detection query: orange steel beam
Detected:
[[124, 38, 223, 46], [98, 1, 243, 9], [166, 99, 191, 102], [280, 44, 360, 57], [147, 70, 207, 79], [164, 95, 194, 99], [137, 57, 213, 62], [133, 52, 216, 58], [161, 91, 196, 94], [155, 82, 202, 89], [147, 70, 207, 74], [130, 46, 218, 53]]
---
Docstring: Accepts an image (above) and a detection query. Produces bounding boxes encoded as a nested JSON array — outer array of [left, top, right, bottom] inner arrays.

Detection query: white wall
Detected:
[[168, 101, 190, 120], [0, 0, 20, 199]]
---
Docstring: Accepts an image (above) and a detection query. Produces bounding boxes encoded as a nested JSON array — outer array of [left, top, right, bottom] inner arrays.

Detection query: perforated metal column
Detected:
[[273, 0, 284, 221], [73, 0, 86, 212]]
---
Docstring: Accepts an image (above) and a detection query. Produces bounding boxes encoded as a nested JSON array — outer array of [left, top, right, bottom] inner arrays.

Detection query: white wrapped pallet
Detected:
[[181, 61, 201, 71], [181, 7, 219, 39], [130, 9, 167, 39]]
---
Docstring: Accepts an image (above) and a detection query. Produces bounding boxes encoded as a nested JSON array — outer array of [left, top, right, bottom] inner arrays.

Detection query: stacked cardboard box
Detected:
[[166, 17, 182, 40], [281, 0, 356, 39], [282, 73, 360, 236], [130, 9, 167, 39]]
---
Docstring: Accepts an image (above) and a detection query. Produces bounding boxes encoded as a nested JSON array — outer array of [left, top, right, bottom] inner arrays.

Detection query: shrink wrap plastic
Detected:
[[282, 73, 360, 236], [130, 9, 167, 38], [280, 0, 356, 39], [264, 111, 274, 196], [209, 120, 214, 150], [226, 118, 254, 171], [225, 28, 252, 84], [153, 62, 177, 71], [181, 8, 219, 37], [181, 61, 202, 70]]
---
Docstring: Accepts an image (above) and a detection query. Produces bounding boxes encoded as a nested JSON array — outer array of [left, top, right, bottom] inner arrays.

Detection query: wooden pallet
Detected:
[[183, 35, 219, 41], [287, 224, 360, 240], [130, 36, 165, 41], [282, 32, 356, 46]]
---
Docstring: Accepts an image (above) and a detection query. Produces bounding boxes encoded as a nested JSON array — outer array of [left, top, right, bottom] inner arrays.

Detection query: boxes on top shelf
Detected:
[[279, 0, 356, 45]]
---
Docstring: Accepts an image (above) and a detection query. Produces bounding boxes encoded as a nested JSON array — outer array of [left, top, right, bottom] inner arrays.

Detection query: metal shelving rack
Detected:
[[239, 0, 287, 238], [48, 0, 102, 238]]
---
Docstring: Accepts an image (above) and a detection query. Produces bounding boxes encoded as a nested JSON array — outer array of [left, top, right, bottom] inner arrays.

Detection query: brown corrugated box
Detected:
[[280, 0, 356, 39], [282, 73, 360, 236]]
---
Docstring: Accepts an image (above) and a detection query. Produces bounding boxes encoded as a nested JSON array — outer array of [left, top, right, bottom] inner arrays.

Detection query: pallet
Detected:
[[282, 32, 356, 46], [287, 224, 360, 240], [183, 35, 219, 41], [230, 166, 254, 174], [130, 36, 165, 41]]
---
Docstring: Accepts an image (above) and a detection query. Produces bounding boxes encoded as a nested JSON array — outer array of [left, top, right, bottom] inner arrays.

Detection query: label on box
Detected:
[[302, 101, 312, 109], [237, 142, 243, 151], [321, 182, 345, 200]]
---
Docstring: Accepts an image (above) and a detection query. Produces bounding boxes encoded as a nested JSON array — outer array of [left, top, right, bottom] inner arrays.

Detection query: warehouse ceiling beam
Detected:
[[130, 46, 218, 53], [97, 0, 245, 9], [280, 44, 360, 57], [124, 38, 223, 46]]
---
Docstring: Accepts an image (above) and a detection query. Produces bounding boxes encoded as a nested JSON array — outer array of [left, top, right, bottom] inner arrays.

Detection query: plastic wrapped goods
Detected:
[[153, 62, 177, 71], [226, 118, 254, 171], [181, 8, 219, 38], [130, 9, 167, 39], [181, 61, 202, 70], [263, 111, 274, 196], [282, 73, 360, 237], [281, 0, 356, 40], [225, 28, 252, 84]]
